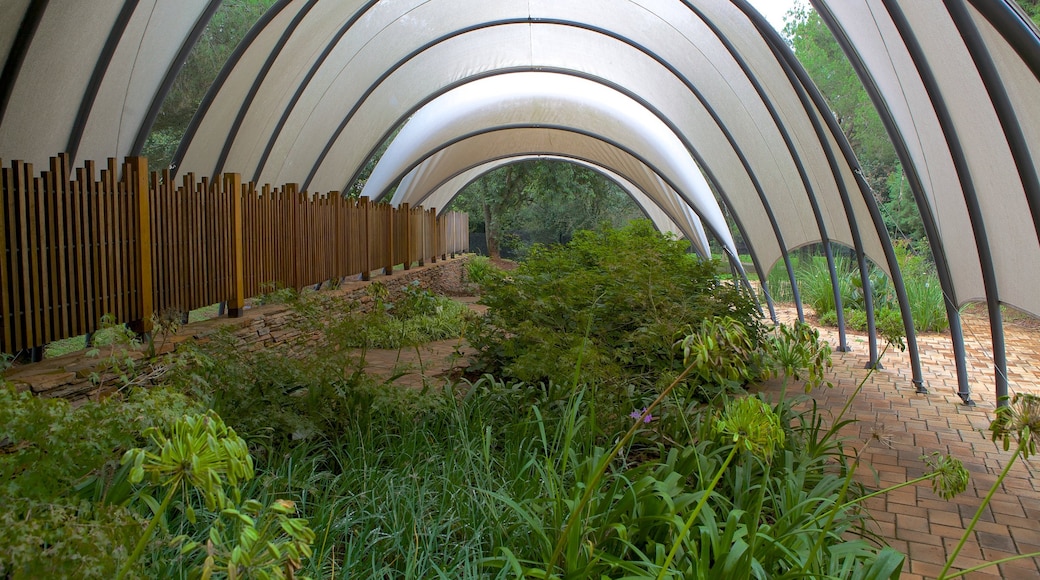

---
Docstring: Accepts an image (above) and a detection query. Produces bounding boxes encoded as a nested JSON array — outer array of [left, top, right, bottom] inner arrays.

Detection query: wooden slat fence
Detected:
[[1, 155, 470, 355]]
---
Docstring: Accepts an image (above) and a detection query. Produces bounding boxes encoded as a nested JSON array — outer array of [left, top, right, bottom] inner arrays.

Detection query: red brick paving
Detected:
[[757, 306, 1040, 579]]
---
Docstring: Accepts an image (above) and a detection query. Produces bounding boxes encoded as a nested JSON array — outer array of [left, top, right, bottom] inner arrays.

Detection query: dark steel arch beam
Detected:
[[884, 0, 1007, 407], [739, 0, 887, 368], [210, 0, 319, 177], [252, 0, 381, 183], [760, 1, 924, 378], [364, 123, 754, 293], [947, 0, 1040, 250], [0, 0, 49, 126], [65, 0, 139, 162], [170, 0, 294, 176], [813, 0, 972, 402], [410, 154, 710, 245], [130, 0, 223, 158], [683, 1, 846, 342], [966, 0, 1040, 83]]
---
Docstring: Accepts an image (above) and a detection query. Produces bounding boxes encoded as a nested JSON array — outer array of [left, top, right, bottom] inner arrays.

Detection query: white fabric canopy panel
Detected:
[[0, 0, 212, 167], [817, 0, 1040, 317], [391, 154, 706, 249], [357, 72, 730, 258]]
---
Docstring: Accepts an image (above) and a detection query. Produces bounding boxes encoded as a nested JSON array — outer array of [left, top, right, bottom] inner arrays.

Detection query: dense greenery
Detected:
[[467, 221, 763, 401], [767, 245, 948, 335], [4, 222, 1000, 578]]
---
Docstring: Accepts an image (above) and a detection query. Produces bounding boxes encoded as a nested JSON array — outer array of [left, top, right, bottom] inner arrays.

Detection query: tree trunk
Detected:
[[482, 199, 500, 259]]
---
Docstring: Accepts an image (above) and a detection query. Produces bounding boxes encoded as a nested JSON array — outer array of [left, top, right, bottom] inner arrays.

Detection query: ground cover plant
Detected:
[[2, 223, 1005, 578]]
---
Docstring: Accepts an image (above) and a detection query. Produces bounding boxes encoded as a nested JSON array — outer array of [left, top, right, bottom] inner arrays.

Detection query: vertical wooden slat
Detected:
[[227, 173, 245, 317], [75, 167, 93, 334], [34, 173, 54, 344], [6, 163, 25, 350], [0, 161, 12, 352], [360, 197, 370, 281], [128, 157, 152, 333], [109, 159, 126, 322], [51, 157, 70, 338], [19, 162, 41, 349], [150, 171, 162, 316], [95, 162, 111, 321]]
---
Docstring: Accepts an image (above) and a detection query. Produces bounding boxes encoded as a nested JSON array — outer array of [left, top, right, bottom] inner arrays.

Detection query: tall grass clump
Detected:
[[784, 244, 948, 335]]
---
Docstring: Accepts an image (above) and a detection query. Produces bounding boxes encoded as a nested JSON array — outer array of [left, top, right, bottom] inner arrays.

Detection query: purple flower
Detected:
[[630, 408, 653, 423]]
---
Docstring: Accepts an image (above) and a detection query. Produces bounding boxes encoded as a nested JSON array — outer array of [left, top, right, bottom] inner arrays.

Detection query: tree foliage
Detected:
[[143, 0, 277, 172], [450, 160, 643, 259], [1018, 0, 1040, 26]]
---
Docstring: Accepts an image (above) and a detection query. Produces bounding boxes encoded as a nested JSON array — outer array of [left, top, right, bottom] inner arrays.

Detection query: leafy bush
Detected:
[[0, 386, 196, 502], [468, 221, 762, 396], [466, 255, 505, 287], [0, 386, 197, 577]]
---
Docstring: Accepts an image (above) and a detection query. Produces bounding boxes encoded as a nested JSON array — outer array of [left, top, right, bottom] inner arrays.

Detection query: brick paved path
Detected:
[[757, 306, 1040, 579]]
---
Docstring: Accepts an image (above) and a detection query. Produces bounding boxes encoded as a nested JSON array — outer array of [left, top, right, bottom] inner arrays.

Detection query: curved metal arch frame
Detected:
[[739, 0, 892, 371], [210, 0, 320, 178], [251, 0, 381, 184], [291, 19, 812, 317], [405, 152, 779, 322], [683, 0, 851, 351], [0, 0, 49, 125], [171, 8, 859, 320], [812, 0, 973, 403], [399, 151, 773, 318], [65, 0, 139, 163], [754, 2, 926, 380], [327, 57, 784, 303], [170, 0, 295, 174], [358, 121, 752, 287], [404, 154, 705, 244], [947, 0, 1040, 252], [171, 7, 884, 326], [883, 0, 1008, 406], [130, 0, 223, 157]]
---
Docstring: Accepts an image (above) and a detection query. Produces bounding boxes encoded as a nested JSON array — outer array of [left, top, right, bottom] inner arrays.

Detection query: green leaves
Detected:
[[766, 321, 833, 393], [990, 392, 1040, 458], [714, 396, 786, 460], [470, 221, 761, 400], [121, 410, 254, 511], [190, 498, 315, 580], [922, 452, 969, 501]]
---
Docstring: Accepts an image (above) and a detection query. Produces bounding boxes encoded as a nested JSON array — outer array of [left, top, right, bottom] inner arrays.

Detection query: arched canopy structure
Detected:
[[2, 0, 1039, 407], [359, 72, 730, 258]]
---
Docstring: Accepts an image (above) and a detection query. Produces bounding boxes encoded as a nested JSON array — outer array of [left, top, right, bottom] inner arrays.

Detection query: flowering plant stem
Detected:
[[842, 473, 941, 507], [655, 445, 739, 579], [938, 445, 1021, 579], [116, 484, 177, 580], [546, 359, 697, 572]]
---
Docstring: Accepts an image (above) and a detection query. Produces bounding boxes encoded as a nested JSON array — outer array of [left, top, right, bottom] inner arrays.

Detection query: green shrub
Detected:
[[0, 386, 197, 578], [468, 221, 762, 397], [466, 255, 504, 287], [0, 498, 144, 579], [0, 386, 197, 502]]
